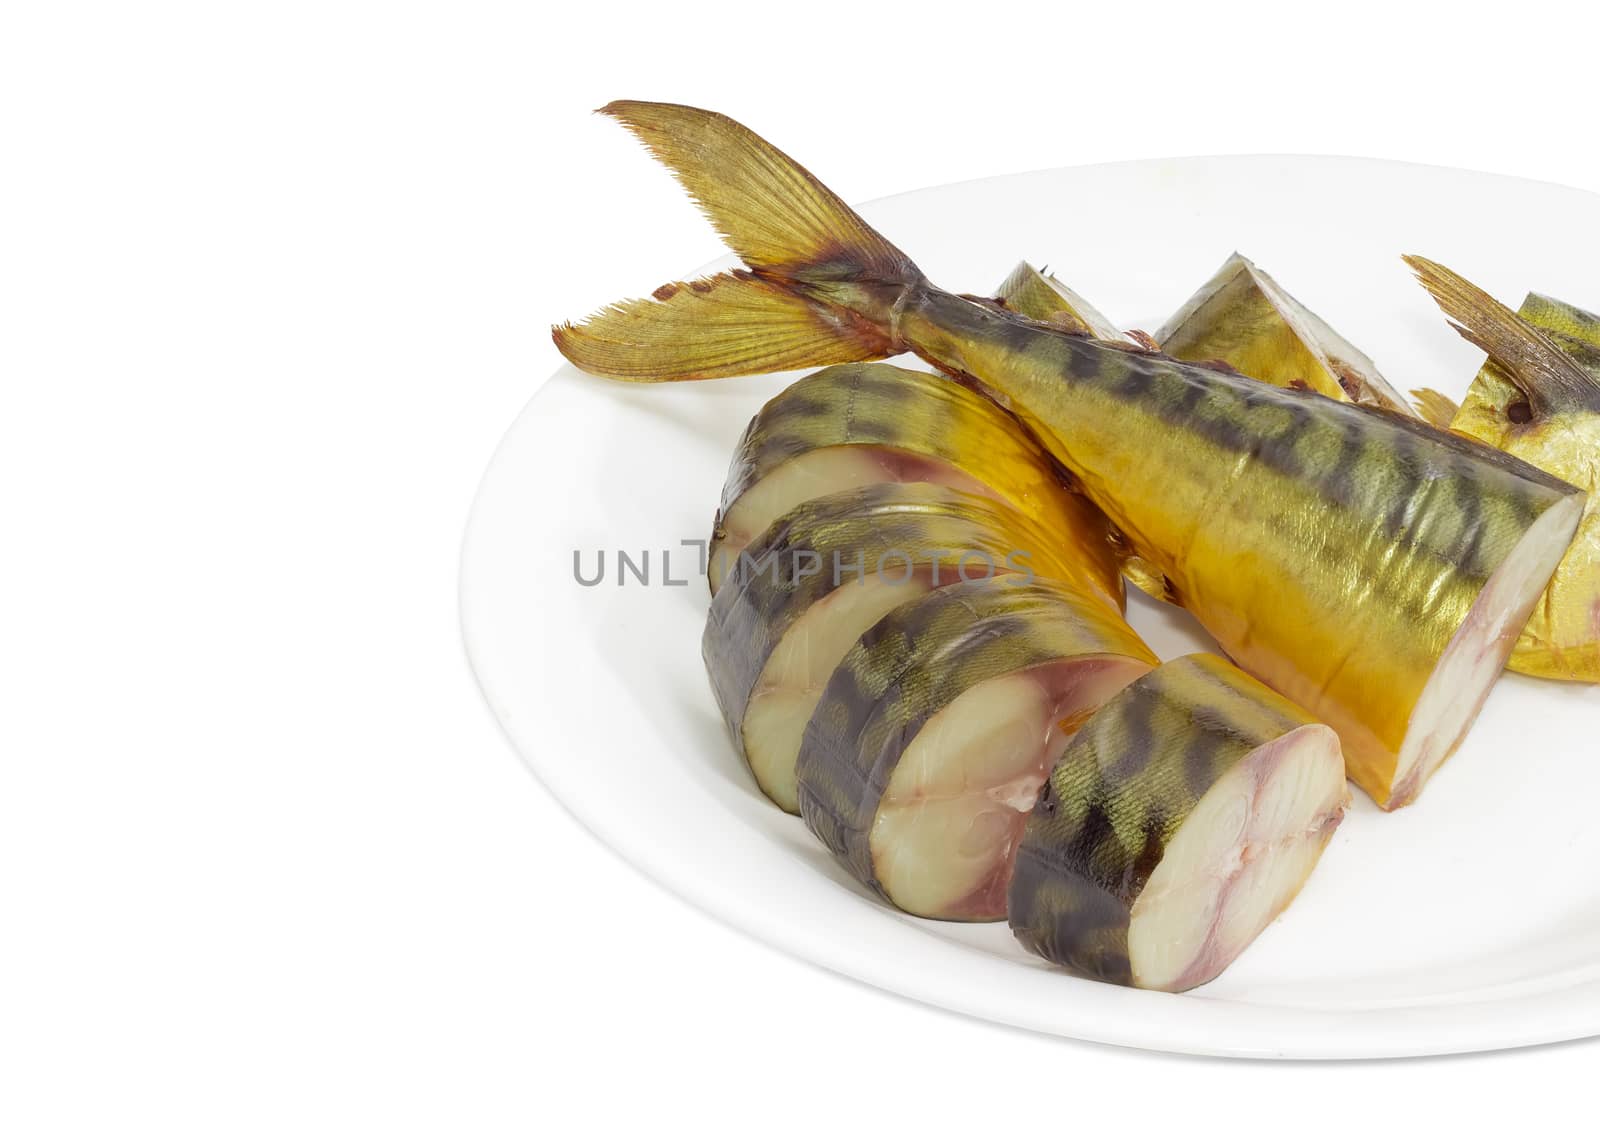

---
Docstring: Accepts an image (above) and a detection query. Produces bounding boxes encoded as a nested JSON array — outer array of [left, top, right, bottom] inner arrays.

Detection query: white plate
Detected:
[[462, 155, 1600, 1059]]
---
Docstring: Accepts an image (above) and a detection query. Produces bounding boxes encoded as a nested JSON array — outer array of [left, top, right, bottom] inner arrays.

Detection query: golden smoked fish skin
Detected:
[[705, 482, 1110, 812], [712, 361, 1123, 606], [897, 289, 1578, 806], [1155, 253, 1418, 415], [993, 262, 1123, 341], [1409, 261, 1600, 682], [797, 576, 1155, 921], [997, 257, 1425, 604], [1009, 653, 1347, 991], [554, 102, 1585, 809], [999, 254, 1417, 413]]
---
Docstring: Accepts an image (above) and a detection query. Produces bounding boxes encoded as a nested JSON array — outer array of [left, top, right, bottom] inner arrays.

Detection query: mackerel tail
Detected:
[[553, 100, 1585, 810]]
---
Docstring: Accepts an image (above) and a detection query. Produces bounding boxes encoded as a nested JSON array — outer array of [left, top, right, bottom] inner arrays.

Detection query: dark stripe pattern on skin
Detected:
[[889, 284, 1582, 802], [1005, 317, 1559, 582], [1007, 653, 1326, 984], [909, 286, 1569, 569], [1522, 293, 1600, 352], [555, 100, 1585, 806], [703, 482, 1105, 774], [711, 361, 1122, 603], [796, 577, 1154, 906], [1445, 290, 1600, 682]]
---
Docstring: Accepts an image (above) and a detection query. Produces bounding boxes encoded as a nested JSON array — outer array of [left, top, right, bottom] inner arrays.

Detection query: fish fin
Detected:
[[1410, 387, 1460, 429], [1193, 357, 1247, 378], [552, 270, 894, 381], [555, 101, 925, 380], [1404, 255, 1600, 412], [1123, 329, 1161, 352], [1121, 555, 1182, 607], [596, 101, 921, 287]]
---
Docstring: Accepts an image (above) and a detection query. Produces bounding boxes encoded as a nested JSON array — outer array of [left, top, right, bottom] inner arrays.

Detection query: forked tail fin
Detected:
[[553, 101, 924, 381]]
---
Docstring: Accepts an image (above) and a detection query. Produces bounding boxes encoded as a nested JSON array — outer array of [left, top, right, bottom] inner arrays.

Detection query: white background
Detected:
[[5, 2, 1599, 1122]]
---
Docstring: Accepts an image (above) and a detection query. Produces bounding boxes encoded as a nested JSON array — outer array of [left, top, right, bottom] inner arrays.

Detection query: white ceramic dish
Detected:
[[462, 155, 1600, 1058]]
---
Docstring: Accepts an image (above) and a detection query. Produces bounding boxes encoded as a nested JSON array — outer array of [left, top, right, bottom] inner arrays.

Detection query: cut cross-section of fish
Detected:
[[796, 577, 1157, 921], [1384, 491, 1586, 804], [1009, 653, 1348, 992], [1155, 252, 1417, 415], [556, 101, 1585, 811], [708, 361, 1122, 608], [1407, 259, 1600, 684], [706, 483, 1110, 813]]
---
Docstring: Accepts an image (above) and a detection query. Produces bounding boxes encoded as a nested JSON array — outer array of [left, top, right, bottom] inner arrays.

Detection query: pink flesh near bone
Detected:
[[868, 657, 1153, 921], [1127, 724, 1347, 992], [1384, 494, 1584, 808], [710, 446, 1009, 593]]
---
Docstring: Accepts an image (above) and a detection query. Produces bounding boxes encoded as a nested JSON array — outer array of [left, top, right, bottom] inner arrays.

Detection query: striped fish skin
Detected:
[[894, 286, 1581, 806], [705, 482, 1104, 812], [711, 361, 1122, 606], [1518, 293, 1600, 346], [555, 102, 1587, 809], [991, 264, 1591, 692], [1446, 293, 1600, 682], [796, 577, 1156, 921], [1008, 653, 1347, 990]]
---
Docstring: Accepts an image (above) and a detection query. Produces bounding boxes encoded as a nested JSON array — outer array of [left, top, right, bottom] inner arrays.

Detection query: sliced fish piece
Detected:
[[797, 577, 1157, 921], [555, 101, 1585, 809], [706, 482, 1104, 813], [709, 361, 1122, 607], [1009, 653, 1348, 992]]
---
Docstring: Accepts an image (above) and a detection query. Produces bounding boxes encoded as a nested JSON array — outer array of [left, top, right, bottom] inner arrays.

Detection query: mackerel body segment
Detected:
[[705, 482, 1095, 813], [796, 577, 1156, 921], [555, 101, 1587, 809], [709, 360, 1122, 606], [1408, 261, 1600, 683], [1009, 654, 1348, 991], [902, 289, 1582, 806]]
